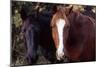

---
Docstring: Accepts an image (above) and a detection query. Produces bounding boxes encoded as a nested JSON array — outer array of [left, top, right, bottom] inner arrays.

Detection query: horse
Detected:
[[20, 7, 40, 65], [20, 6, 56, 64], [50, 5, 96, 62]]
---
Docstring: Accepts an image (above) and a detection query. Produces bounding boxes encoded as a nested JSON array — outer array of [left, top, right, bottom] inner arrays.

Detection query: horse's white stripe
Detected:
[[56, 19, 65, 60]]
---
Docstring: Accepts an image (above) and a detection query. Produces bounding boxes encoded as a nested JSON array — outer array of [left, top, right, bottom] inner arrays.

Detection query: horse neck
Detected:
[[66, 11, 84, 53], [68, 11, 80, 24]]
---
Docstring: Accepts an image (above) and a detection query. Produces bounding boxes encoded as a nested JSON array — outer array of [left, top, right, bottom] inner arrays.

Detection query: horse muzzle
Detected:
[[56, 49, 65, 60]]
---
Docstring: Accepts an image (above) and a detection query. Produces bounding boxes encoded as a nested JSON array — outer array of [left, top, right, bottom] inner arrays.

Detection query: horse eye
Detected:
[[66, 25, 70, 30], [51, 25, 56, 28], [51, 26, 54, 28]]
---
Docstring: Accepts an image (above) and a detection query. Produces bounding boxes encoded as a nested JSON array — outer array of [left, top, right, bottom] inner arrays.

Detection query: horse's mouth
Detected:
[[56, 54, 68, 62]]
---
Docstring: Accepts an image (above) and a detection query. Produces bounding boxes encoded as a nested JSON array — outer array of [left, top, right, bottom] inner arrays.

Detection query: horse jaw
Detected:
[[56, 19, 65, 60]]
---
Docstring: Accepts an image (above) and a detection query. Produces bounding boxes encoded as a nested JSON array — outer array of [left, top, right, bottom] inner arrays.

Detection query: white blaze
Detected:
[[56, 19, 65, 60]]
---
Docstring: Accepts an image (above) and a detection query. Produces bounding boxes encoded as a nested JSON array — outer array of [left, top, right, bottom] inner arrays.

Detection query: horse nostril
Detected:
[[61, 55, 65, 60]]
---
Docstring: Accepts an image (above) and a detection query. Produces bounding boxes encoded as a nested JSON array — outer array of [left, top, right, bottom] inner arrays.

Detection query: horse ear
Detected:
[[65, 5, 73, 15], [52, 5, 64, 14], [52, 6, 58, 14]]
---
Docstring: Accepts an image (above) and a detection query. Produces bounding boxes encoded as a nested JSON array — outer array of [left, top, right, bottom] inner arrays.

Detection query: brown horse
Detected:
[[51, 5, 96, 62]]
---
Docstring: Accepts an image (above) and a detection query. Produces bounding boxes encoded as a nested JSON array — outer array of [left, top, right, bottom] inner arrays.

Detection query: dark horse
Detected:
[[20, 6, 56, 64], [20, 7, 40, 64], [51, 5, 96, 62]]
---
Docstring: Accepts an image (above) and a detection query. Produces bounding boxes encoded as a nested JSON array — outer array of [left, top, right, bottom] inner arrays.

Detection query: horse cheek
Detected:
[[52, 29, 59, 49]]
